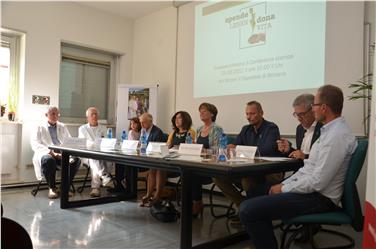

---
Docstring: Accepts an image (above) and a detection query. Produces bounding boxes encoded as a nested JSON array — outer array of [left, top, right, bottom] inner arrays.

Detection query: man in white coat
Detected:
[[31, 106, 80, 199], [79, 107, 113, 197]]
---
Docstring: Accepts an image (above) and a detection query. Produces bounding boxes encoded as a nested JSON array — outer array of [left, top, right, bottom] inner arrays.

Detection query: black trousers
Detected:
[[41, 154, 80, 189]]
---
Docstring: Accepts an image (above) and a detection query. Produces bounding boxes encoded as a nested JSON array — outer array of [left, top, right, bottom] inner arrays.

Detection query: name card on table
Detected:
[[160, 145, 170, 157], [236, 145, 257, 159], [100, 138, 117, 149], [146, 142, 167, 153], [61, 137, 86, 148], [121, 140, 139, 150], [179, 143, 203, 156]]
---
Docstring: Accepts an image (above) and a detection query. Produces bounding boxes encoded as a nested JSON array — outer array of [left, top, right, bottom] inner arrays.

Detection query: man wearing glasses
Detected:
[[277, 94, 322, 160], [31, 106, 80, 199], [239, 85, 357, 249]]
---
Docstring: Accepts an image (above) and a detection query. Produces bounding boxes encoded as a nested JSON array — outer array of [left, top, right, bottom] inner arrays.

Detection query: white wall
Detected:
[[2, 2, 134, 182], [132, 6, 177, 132]]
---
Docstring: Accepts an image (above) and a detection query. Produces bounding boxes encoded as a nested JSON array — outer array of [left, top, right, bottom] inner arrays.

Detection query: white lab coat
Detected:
[[78, 123, 107, 142], [78, 123, 112, 188], [30, 121, 71, 180]]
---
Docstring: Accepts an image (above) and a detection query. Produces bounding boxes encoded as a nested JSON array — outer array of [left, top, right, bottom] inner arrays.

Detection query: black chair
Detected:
[[280, 139, 368, 249], [31, 177, 75, 196], [77, 163, 91, 193], [204, 134, 240, 218], [206, 183, 237, 218], [2, 217, 33, 249]]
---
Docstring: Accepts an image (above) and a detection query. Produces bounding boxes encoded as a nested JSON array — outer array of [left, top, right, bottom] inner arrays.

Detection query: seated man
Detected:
[[139, 113, 164, 143], [111, 113, 164, 193], [78, 107, 113, 197], [30, 106, 80, 199], [213, 101, 282, 214], [138, 113, 165, 205], [239, 85, 357, 249], [277, 94, 322, 160]]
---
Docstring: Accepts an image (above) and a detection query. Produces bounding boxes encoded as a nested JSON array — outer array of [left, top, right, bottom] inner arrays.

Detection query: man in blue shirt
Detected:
[[213, 101, 282, 216], [239, 85, 357, 249]]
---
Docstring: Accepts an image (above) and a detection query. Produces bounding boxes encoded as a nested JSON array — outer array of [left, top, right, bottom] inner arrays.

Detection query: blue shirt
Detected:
[[235, 119, 281, 157], [47, 123, 60, 145], [141, 125, 153, 142], [282, 117, 357, 205]]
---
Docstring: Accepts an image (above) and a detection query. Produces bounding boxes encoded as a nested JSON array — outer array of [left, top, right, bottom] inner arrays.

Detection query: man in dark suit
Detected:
[[277, 94, 321, 160], [110, 113, 164, 193], [139, 113, 164, 143]]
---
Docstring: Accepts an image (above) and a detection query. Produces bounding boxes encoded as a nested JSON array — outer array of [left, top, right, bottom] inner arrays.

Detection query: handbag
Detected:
[[150, 200, 180, 223]]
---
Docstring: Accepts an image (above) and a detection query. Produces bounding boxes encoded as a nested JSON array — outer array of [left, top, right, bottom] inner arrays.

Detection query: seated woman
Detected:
[[166, 111, 196, 149], [140, 111, 196, 207], [192, 102, 223, 216], [128, 117, 141, 140]]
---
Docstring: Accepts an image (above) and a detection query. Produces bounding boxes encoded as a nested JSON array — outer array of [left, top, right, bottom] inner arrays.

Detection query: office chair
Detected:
[[280, 139, 368, 249]]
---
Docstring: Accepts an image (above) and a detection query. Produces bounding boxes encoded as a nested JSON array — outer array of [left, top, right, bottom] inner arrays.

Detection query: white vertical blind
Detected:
[[59, 59, 109, 119]]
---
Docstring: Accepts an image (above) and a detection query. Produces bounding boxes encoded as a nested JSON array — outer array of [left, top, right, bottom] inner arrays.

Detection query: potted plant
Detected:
[[6, 76, 20, 121], [348, 73, 373, 135]]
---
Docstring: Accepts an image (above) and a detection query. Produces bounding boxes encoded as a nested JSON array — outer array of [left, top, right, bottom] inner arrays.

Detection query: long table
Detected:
[[49, 144, 302, 249]]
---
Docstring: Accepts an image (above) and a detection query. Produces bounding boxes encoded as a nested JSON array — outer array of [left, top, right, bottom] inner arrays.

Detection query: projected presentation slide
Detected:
[[194, 1, 326, 98]]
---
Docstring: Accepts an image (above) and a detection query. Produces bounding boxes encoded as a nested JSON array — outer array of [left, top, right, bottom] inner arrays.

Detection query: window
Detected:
[[0, 33, 20, 116], [59, 43, 118, 123]]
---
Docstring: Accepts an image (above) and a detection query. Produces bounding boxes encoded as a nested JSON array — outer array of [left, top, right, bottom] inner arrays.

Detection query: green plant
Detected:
[[348, 73, 373, 101], [348, 73, 373, 135], [7, 79, 18, 113]]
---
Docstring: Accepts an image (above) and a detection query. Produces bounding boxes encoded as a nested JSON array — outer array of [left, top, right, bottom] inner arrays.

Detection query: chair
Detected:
[[31, 157, 76, 196], [77, 163, 91, 193], [1, 217, 33, 249], [169, 133, 238, 216], [204, 134, 242, 218], [31, 177, 75, 196], [280, 138, 368, 249], [206, 183, 237, 218]]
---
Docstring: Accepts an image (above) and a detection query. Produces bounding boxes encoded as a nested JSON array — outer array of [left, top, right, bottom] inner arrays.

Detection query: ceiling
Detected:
[[76, 1, 175, 20]]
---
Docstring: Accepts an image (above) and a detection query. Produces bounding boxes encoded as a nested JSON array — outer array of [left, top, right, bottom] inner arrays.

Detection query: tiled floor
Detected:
[[1, 186, 363, 249]]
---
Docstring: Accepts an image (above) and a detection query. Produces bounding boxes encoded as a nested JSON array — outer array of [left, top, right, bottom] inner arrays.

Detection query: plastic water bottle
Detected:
[[218, 133, 228, 162], [185, 132, 192, 144], [140, 130, 147, 154], [121, 129, 127, 141], [107, 128, 113, 138]]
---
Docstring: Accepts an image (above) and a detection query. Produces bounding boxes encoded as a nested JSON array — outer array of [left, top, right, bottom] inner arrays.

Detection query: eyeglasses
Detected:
[[310, 103, 323, 108], [292, 108, 311, 118]]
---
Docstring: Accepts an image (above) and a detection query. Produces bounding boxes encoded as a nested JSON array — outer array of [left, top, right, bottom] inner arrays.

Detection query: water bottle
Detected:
[[217, 133, 228, 162], [140, 130, 147, 154], [121, 129, 127, 141], [185, 132, 192, 144], [107, 128, 113, 138]]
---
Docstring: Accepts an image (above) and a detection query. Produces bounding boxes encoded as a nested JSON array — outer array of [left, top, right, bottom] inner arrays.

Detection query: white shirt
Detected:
[[78, 123, 107, 142], [300, 121, 317, 154], [128, 130, 140, 141], [282, 117, 357, 205]]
